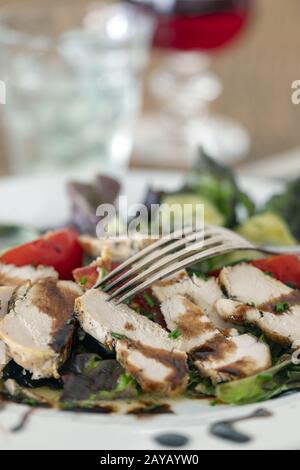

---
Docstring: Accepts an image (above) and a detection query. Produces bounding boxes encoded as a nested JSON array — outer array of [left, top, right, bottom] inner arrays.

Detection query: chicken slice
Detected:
[[0, 341, 9, 376], [152, 270, 233, 331], [75, 289, 188, 394], [0, 279, 82, 379], [219, 264, 291, 304], [0, 263, 58, 287], [217, 264, 300, 345], [0, 286, 15, 319], [0, 287, 15, 375], [161, 295, 271, 384], [79, 235, 155, 263]]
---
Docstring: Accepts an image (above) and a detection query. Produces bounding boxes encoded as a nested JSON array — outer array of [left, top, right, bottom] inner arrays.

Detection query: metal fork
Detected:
[[94, 225, 300, 305]]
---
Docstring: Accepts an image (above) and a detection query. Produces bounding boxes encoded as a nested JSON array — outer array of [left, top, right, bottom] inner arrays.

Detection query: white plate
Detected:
[[0, 169, 297, 451]]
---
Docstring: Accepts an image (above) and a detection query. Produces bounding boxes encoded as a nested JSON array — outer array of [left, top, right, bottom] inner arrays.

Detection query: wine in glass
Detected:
[[125, 0, 252, 167]]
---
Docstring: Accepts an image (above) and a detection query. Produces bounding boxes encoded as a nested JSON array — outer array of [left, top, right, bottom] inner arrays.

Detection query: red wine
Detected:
[[126, 0, 251, 51]]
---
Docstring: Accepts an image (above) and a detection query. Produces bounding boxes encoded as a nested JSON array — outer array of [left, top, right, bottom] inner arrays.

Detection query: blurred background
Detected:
[[0, 0, 299, 176]]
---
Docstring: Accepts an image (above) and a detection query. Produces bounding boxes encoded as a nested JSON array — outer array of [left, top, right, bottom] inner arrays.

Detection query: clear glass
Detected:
[[125, 0, 252, 167], [0, 0, 153, 174]]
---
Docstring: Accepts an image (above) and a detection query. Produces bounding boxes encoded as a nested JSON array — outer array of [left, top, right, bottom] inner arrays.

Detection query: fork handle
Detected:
[[260, 245, 300, 255]]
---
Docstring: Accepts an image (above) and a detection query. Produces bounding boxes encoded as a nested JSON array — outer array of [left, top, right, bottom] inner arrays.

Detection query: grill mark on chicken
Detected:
[[175, 310, 213, 339], [0, 279, 81, 379], [231, 291, 300, 320], [117, 337, 188, 393], [75, 289, 188, 394], [191, 335, 236, 362], [124, 322, 135, 331], [259, 290, 300, 314], [161, 295, 271, 383], [153, 270, 235, 332], [217, 359, 257, 379], [217, 264, 300, 345], [32, 279, 78, 333], [51, 323, 74, 353]]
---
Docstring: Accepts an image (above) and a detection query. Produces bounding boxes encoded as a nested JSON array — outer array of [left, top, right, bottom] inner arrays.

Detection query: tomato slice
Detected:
[[73, 260, 118, 289], [251, 255, 300, 289], [0, 229, 83, 280], [73, 265, 99, 289]]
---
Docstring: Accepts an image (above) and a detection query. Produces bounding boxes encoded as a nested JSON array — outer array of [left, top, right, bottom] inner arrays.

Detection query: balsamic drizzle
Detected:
[[210, 408, 272, 443]]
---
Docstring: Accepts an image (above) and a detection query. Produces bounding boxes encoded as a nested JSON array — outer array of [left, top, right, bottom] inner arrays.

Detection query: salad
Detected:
[[1, 153, 300, 411]]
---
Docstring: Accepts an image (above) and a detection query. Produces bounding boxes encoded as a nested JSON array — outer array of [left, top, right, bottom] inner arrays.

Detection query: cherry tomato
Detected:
[[251, 255, 300, 289], [0, 228, 83, 280]]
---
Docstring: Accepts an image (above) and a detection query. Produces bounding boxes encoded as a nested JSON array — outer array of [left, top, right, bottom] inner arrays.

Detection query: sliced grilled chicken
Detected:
[[153, 270, 233, 331], [0, 279, 82, 379], [161, 295, 271, 384], [219, 264, 291, 304], [0, 287, 14, 375], [75, 290, 188, 394], [0, 286, 14, 319], [0, 340, 9, 376], [0, 263, 58, 287], [79, 235, 155, 262], [217, 264, 300, 345]]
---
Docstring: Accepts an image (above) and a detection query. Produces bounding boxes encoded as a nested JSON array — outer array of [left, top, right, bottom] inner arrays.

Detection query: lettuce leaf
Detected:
[[185, 149, 255, 228], [264, 178, 300, 241], [216, 356, 300, 405]]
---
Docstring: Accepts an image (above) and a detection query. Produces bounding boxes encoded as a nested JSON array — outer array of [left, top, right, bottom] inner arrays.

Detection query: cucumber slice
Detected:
[[237, 212, 296, 246], [160, 193, 225, 227]]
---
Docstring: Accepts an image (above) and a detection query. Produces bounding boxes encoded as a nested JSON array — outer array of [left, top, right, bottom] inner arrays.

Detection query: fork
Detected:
[[94, 225, 300, 305]]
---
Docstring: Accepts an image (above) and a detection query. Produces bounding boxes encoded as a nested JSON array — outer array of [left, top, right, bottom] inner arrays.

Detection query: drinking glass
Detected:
[[125, 0, 252, 166], [0, 0, 153, 174]]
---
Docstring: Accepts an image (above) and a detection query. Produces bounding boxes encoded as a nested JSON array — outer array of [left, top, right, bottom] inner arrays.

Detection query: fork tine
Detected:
[[103, 226, 214, 293], [93, 225, 196, 289], [114, 241, 252, 305], [108, 232, 237, 301]]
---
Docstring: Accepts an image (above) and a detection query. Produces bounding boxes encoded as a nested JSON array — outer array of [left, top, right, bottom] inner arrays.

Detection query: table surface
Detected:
[[0, 0, 299, 175]]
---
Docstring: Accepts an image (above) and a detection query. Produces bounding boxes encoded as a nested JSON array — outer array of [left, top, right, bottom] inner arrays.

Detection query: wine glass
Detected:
[[124, 0, 252, 167]]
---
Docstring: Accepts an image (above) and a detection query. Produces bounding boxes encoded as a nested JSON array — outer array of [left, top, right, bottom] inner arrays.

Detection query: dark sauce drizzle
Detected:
[[210, 408, 272, 443]]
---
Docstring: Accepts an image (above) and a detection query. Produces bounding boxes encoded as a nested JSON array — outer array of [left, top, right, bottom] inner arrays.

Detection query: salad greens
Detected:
[[265, 177, 300, 241], [3, 153, 300, 411], [184, 149, 255, 228], [215, 356, 300, 405], [60, 355, 139, 406]]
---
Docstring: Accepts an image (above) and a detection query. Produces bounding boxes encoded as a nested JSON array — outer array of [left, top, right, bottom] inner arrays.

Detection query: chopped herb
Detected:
[[80, 276, 87, 286], [168, 329, 182, 340], [247, 301, 256, 308], [275, 302, 290, 313], [141, 311, 154, 321], [111, 332, 124, 340], [143, 292, 155, 308], [116, 373, 137, 392], [257, 372, 273, 382], [98, 267, 107, 281], [265, 271, 274, 278], [86, 356, 101, 370], [210, 399, 219, 407], [23, 398, 40, 407]]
